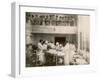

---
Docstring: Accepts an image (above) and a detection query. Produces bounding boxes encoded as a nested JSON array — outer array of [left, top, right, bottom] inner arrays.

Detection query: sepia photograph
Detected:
[[25, 12, 90, 67]]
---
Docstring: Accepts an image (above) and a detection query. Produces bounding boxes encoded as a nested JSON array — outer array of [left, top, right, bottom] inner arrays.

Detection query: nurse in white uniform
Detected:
[[63, 41, 70, 65], [37, 40, 44, 65]]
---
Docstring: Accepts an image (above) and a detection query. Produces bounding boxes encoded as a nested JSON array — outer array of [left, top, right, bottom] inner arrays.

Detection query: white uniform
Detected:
[[63, 43, 70, 65], [57, 47, 65, 56], [42, 44, 47, 50], [37, 42, 45, 64]]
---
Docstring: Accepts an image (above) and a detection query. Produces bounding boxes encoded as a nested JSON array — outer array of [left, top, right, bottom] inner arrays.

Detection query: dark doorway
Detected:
[[55, 37, 66, 46]]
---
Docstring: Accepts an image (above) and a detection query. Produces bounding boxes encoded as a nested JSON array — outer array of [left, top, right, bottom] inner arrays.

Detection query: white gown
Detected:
[[63, 43, 70, 65], [37, 43, 45, 64]]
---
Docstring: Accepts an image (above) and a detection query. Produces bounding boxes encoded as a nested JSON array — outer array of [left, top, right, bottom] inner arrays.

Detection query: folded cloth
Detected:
[[57, 51, 65, 56], [46, 49, 57, 54]]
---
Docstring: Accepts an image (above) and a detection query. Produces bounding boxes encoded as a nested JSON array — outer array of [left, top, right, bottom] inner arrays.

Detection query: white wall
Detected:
[[0, 0, 100, 80], [78, 15, 90, 50]]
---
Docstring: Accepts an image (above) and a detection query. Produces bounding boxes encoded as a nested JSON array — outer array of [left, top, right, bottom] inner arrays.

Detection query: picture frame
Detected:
[[11, 2, 97, 78]]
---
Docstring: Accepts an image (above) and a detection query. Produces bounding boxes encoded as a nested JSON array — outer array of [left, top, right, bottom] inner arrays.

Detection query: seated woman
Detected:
[[45, 41, 57, 66], [57, 44, 65, 56], [56, 44, 65, 65]]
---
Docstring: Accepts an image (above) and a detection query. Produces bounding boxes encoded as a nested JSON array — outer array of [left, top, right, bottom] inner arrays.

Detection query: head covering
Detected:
[[56, 42, 59, 46], [45, 40, 48, 44]]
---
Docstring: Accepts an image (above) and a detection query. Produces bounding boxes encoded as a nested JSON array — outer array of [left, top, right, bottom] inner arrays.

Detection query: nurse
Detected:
[[63, 41, 70, 65], [37, 39, 44, 65]]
